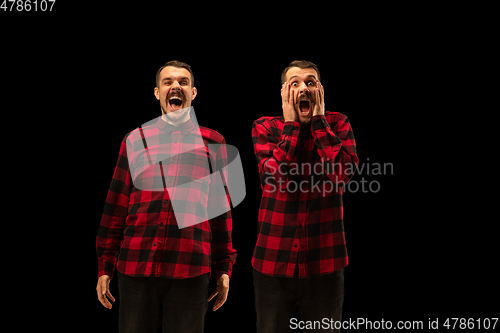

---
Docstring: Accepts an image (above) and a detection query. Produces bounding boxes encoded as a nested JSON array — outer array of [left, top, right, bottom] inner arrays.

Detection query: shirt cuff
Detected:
[[97, 260, 116, 280], [275, 121, 300, 163], [214, 263, 233, 281]]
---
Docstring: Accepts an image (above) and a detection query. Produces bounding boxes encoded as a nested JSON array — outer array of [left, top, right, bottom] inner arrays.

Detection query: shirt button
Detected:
[[153, 243, 157, 247], [294, 244, 298, 248]]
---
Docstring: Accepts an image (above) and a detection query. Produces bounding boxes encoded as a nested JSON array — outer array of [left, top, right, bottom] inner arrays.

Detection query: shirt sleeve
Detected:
[[208, 139, 237, 281], [311, 114, 359, 185], [96, 135, 132, 279], [252, 118, 301, 190]]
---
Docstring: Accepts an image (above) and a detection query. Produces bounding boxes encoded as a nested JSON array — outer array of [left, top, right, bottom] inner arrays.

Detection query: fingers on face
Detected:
[[315, 80, 324, 104], [284, 82, 290, 102], [320, 81, 324, 104], [281, 82, 294, 104]]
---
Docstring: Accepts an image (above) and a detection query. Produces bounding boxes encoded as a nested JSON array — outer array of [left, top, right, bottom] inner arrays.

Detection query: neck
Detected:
[[161, 108, 191, 127]]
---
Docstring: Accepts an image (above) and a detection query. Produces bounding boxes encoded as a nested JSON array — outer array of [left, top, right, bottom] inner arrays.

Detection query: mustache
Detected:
[[297, 92, 312, 101], [167, 90, 185, 100]]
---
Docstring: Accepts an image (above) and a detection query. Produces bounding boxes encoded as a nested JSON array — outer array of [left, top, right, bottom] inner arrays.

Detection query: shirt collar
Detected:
[[157, 116, 196, 135]]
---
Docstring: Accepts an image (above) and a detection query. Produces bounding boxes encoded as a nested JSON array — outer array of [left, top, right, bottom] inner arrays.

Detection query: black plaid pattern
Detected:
[[251, 112, 358, 278], [96, 117, 236, 280]]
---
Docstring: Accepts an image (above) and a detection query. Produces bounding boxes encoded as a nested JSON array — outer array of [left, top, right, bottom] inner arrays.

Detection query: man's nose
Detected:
[[299, 82, 309, 94], [170, 82, 181, 92]]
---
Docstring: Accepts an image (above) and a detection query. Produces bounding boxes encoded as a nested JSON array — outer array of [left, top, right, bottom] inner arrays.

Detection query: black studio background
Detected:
[[2, 3, 496, 332]]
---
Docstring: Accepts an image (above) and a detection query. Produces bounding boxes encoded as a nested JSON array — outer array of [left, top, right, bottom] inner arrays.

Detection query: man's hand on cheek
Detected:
[[313, 80, 325, 116]]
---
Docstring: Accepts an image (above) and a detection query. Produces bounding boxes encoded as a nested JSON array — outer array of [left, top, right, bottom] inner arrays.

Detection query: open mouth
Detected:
[[168, 95, 183, 111], [298, 99, 311, 116]]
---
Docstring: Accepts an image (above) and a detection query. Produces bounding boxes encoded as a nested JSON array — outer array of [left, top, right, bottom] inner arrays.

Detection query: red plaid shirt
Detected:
[[96, 117, 236, 280], [251, 112, 358, 278]]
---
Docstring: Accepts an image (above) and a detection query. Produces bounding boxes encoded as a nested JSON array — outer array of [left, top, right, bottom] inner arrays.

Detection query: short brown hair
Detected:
[[281, 60, 321, 84], [155, 60, 194, 87]]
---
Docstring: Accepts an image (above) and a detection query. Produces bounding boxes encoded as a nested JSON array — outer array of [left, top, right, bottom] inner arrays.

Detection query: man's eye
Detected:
[[164, 81, 171, 85], [307, 81, 315, 86], [180, 81, 187, 85], [291, 82, 298, 86]]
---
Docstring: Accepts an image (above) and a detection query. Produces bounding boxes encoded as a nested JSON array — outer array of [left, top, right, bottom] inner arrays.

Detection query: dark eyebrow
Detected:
[[288, 74, 317, 82], [162, 76, 190, 82]]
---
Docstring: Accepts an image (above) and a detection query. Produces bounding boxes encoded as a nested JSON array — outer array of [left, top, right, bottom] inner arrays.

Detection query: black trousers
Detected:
[[253, 268, 344, 333], [117, 272, 209, 333]]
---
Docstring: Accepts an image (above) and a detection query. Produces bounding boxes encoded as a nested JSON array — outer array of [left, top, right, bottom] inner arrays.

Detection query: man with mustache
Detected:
[[154, 62, 194, 126], [251, 60, 359, 332], [96, 61, 236, 332]]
